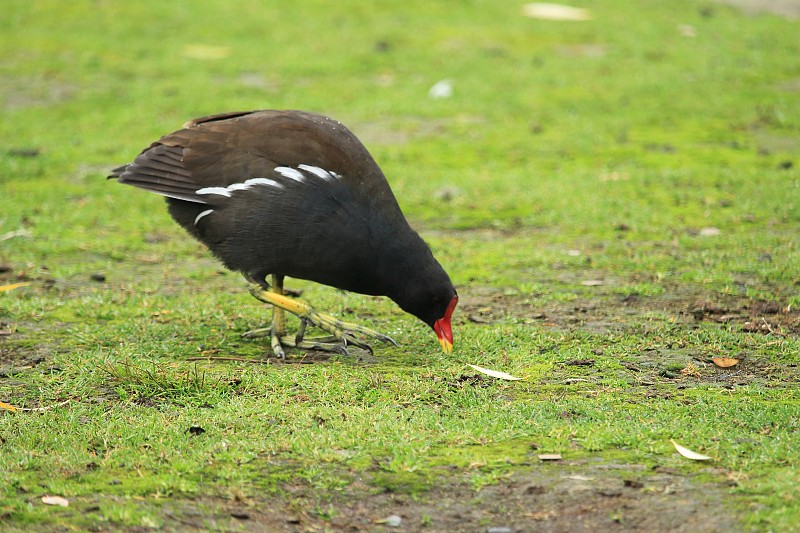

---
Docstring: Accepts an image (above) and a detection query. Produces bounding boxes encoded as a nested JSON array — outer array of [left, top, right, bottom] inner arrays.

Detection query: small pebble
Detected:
[[487, 528, 513, 533]]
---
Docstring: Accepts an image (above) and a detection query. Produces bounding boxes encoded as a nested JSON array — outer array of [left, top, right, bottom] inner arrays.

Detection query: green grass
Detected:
[[2, 0, 800, 530]]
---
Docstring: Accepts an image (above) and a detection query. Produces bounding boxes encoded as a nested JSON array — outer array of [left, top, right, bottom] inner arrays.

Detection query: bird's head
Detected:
[[380, 234, 458, 354], [394, 283, 458, 354], [432, 293, 458, 354]]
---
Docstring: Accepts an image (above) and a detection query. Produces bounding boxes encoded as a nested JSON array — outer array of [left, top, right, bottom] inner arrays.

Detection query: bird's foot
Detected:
[[242, 327, 348, 357], [248, 286, 398, 357]]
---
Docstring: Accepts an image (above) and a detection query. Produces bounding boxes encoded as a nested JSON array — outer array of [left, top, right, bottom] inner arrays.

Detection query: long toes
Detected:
[[342, 329, 394, 348], [242, 326, 272, 339], [342, 335, 373, 354]]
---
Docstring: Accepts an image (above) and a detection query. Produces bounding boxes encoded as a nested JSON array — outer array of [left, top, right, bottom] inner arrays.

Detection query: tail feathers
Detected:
[[109, 144, 208, 204]]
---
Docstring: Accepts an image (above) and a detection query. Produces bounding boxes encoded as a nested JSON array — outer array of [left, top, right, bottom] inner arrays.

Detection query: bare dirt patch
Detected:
[[459, 285, 799, 337], [150, 461, 739, 532], [459, 283, 800, 389], [713, 0, 800, 19]]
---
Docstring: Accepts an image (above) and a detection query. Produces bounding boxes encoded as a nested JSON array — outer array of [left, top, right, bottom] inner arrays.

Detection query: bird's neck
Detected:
[[374, 228, 441, 309]]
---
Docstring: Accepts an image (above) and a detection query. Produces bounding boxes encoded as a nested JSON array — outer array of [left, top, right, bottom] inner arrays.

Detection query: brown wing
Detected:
[[109, 110, 395, 205]]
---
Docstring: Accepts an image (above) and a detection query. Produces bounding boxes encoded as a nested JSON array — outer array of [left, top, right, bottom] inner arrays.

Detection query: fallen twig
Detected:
[[761, 317, 787, 338]]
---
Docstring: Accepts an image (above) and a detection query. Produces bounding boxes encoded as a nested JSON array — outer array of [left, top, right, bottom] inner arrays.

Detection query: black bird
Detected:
[[109, 110, 458, 357]]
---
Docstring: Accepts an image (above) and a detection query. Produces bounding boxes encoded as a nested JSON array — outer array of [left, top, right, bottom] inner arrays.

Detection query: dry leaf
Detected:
[[522, 3, 591, 21], [712, 357, 739, 368], [0, 401, 19, 411], [679, 363, 702, 377], [466, 364, 522, 381], [4, 399, 70, 412], [671, 439, 711, 461], [0, 228, 32, 241], [0, 282, 31, 292], [538, 453, 562, 461], [42, 495, 69, 507], [375, 515, 403, 527], [181, 44, 231, 60], [698, 227, 721, 237], [678, 24, 697, 37]]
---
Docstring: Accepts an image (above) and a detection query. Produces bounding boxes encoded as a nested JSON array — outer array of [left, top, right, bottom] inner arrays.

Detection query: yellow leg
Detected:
[[270, 275, 287, 358], [247, 284, 397, 357]]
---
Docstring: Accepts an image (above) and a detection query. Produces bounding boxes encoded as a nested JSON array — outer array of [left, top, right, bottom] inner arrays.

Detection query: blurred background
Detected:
[[3, 1, 797, 238]]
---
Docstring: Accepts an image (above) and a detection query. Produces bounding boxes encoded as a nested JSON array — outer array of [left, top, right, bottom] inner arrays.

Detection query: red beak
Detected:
[[433, 295, 458, 354]]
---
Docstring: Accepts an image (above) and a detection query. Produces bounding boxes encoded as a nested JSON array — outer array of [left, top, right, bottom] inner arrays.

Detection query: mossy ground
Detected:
[[1, 0, 799, 531]]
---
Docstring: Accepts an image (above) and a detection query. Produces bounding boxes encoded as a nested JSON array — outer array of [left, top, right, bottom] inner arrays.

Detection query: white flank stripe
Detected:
[[197, 178, 284, 198], [245, 177, 284, 189], [298, 164, 338, 181], [194, 209, 214, 225], [227, 182, 252, 192], [274, 166, 306, 182], [196, 186, 232, 197]]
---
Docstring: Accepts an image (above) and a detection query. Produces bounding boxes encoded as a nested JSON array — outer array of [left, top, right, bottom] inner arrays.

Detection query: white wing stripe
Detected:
[[197, 178, 284, 197], [195, 166, 338, 200], [196, 186, 232, 197], [194, 209, 214, 225], [274, 166, 306, 182], [298, 164, 339, 182], [244, 178, 284, 189]]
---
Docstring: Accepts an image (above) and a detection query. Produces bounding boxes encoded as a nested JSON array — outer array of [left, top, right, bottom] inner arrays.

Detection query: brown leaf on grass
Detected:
[[0, 282, 31, 292], [42, 495, 69, 507], [679, 363, 702, 377], [2, 399, 70, 412], [538, 453, 563, 461], [712, 357, 739, 368], [671, 439, 711, 461], [698, 227, 721, 237], [525, 510, 557, 520], [0, 401, 19, 412]]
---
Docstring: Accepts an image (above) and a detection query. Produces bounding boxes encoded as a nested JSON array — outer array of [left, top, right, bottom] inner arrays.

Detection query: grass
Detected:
[[2, 0, 800, 530]]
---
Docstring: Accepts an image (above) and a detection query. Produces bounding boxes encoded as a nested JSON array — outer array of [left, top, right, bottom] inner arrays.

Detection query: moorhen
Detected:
[[110, 110, 458, 357]]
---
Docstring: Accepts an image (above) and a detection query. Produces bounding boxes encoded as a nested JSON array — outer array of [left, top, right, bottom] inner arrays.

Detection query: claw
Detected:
[[271, 328, 286, 359], [380, 335, 399, 347]]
